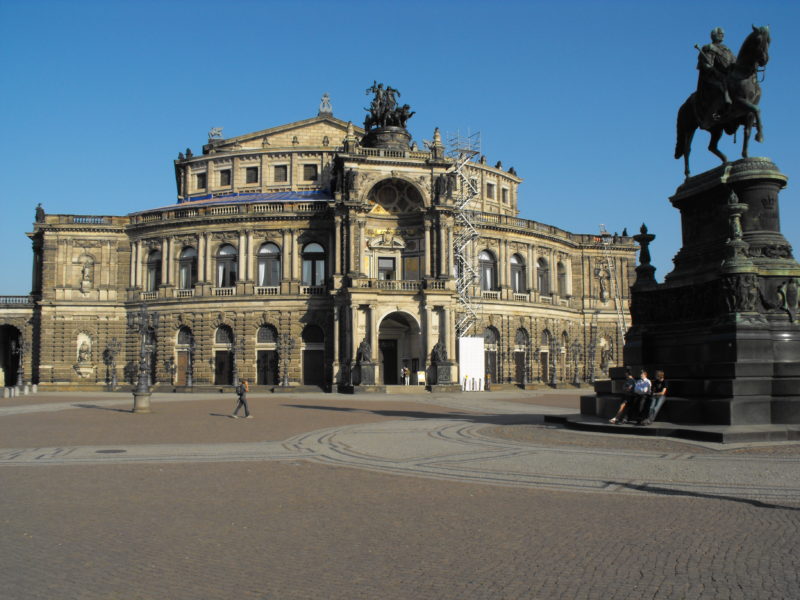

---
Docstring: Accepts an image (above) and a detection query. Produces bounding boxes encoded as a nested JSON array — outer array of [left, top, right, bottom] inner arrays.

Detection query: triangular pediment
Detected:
[[209, 116, 364, 151]]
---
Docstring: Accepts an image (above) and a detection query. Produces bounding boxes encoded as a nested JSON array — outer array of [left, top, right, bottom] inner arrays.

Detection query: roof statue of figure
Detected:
[[675, 26, 771, 177], [363, 81, 413, 131], [208, 127, 223, 140], [318, 93, 333, 116]]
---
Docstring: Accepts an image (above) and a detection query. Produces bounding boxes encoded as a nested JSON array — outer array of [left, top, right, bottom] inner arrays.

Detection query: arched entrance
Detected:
[[484, 327, 499, 385], [0, 325, 21, 386], [378, 312, 421, 385], [256, 325, 279, 386]]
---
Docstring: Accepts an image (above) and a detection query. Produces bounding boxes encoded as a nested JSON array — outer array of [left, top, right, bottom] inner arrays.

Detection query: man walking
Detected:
[[231, 379, 252, 419]]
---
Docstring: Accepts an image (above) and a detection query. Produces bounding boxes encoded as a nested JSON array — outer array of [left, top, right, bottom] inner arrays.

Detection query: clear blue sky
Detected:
[[1, 0, 798, 294]]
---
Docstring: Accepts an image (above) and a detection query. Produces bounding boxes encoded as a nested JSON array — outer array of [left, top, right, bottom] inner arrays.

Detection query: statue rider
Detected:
[[696, 27, 735, 128]]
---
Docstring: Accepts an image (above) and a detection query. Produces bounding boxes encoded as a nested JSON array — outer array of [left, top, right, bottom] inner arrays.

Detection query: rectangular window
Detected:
[[303, 164, 318, 181], [403, 256, 420, 281], [378, 257, 395, 280], [274, 165, 288, 182], [502, 188, 509, 203], [245, 166, 259, 184], [486, 182, 496, 200], [195, 172, 207, 190], [219, 169, 231, 186]]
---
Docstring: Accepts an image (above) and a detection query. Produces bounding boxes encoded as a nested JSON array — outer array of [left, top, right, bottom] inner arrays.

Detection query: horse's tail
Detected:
[[675, 97, 695, 160]]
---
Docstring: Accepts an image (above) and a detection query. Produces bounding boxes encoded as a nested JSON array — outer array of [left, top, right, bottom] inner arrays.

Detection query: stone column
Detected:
[[526, 244, 534, 292], [161, 239, 168, 286], [334, 214, 342, 275], [357, 221, 366, 276], [281, 230, 290, 281], [129, 240, 137, 288], [369, 304, 378, 363], [292, 231, 300, 280], [423, 221, 432, 278], [437, 219, 444, 277], [446, 223, 454, 278], [135, 241, 143, 288], [238, 231, 246, 281], [246, 230, 255, 282], [205, 234, 213, 284], [197, 234, 206, 283], [422, 303, 432, 370], [332, 305, 340, 383]]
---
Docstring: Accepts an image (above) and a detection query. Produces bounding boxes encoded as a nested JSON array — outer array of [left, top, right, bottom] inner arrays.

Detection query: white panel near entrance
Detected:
[[458, 336, 485, 391]]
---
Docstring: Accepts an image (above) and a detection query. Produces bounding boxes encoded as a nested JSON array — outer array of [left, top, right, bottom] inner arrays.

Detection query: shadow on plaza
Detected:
[[283, 403, 546, 426], [610, 481, 800, 512], [73, 403, 133, 414]]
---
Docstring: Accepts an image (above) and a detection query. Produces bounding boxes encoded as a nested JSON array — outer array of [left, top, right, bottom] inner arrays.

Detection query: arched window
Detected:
[[537, 257, 550, 295], [215, 325, 234, 345], [510, 253, 526, 293], [484, 326, 499, 347], [257, 243, 281, 287], [557, 262, 568, 296], [302, 243, 326, 286], [178, 247, 197, 290], [257, 325, 278, 344], [216, 244, 238, 288], [479, 250, 498, 291], [146, 250, 162, 291], [177, 326, 194, 346], [514, 328, 529, 349], [302, 324, 325, 344]]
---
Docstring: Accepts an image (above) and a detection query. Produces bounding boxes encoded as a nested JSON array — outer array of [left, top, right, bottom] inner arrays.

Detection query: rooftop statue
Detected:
[[675, 26, 770, 177], [364, 81, 414, 130]]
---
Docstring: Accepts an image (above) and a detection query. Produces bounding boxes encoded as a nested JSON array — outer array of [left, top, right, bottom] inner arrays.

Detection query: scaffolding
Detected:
[[599, 225, 627, 349], [447, 130, 481, 337]]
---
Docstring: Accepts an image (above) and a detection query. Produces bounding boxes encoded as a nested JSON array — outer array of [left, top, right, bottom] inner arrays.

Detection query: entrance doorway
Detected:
[[540, 351, 549, 383], [379, 339, 398, 384], [302, 324, 325, 388], [215, 351, 233, 385], [257, 350, 279, 385], [377, 312, 421, 386], [0, 325, 21, 386]]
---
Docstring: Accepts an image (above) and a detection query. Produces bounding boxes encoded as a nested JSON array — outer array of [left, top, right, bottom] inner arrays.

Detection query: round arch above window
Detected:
[[179, 247, 197, 259], [215, 325, 234, 345], [484, 326, 499, 346], [514, 328, 529, 347], [177, 326, 194, 346], [302, 324, 324, 344], [259, 242, 280, 256], [257, 325, 278, 344], [217, 244, 237, 257], [367, 178, 424, 214]]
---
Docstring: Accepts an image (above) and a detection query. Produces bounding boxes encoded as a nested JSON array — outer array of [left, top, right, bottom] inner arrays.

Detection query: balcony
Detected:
[[0, 295, 34, 306], [213, 287, 236, 296], [174, 289, 195, 298], [140, 291, 158, 301], [301, 286, 326, 296], [255, 286, 279, 296]]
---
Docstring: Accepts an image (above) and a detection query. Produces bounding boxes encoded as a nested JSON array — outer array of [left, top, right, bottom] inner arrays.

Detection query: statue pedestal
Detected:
[[357, 361, 376, 386], [604, 158, 800, 425], [360, 126, 411, 152]]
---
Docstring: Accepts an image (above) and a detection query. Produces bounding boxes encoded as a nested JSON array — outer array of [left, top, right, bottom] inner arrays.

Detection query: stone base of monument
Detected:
[[583, 158, 800, 432], [360, 126, 411, 152]]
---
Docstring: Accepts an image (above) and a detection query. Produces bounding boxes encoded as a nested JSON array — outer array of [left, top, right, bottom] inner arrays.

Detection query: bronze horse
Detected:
[[675, 26, 770, 177]]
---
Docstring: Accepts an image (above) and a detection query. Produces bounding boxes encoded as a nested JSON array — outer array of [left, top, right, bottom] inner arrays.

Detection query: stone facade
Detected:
[[0, 106, 636, 391]]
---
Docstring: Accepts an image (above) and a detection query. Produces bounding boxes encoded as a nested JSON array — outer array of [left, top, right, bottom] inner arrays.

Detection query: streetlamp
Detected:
[[570, 340, 582, 386], [127, 303, 159, 413], [186, 337, 195, 388], [103, 337, 121, 390], [231, 335, 244, 387], [164, 356, 176, 386], [276, 333, 295, 387]]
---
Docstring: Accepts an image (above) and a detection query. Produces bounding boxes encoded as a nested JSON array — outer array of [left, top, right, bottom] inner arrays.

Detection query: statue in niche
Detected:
[[81, 261, 92, 282], [78, 340, 91, 364]]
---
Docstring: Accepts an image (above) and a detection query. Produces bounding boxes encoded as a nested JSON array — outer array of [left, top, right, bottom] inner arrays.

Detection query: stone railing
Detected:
[[0, 295, 33, 305], [140, 291, 158, 300], [301, 286, 326, 295], [255, 286, 279, 296], [174, 289, 195, 298], [213, 287, 235, 296], [481, 290, 501, 300]]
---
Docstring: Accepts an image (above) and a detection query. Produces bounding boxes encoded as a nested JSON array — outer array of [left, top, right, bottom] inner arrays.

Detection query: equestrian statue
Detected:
[[675, 26, 770, 177]]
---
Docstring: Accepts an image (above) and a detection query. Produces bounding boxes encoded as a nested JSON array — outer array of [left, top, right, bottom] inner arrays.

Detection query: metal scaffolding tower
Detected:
[[599, 224, 627, 347], [448, 130, 481, 337]]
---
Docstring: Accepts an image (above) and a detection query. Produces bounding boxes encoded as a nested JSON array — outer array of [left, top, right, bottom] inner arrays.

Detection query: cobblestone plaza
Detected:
[[2, 389, 798, 599]]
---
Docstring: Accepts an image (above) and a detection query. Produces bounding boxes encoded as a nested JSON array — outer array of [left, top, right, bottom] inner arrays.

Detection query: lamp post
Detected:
[[186, 337, 195, 388], [104, 337, 121, 390], [276, 333, 295, 387], [16, 338, 30, 392], [570, 340, 582, 386], [127, 303, 159, 413], [231, 335, 244, 387], [164, 356, 176, 386]]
